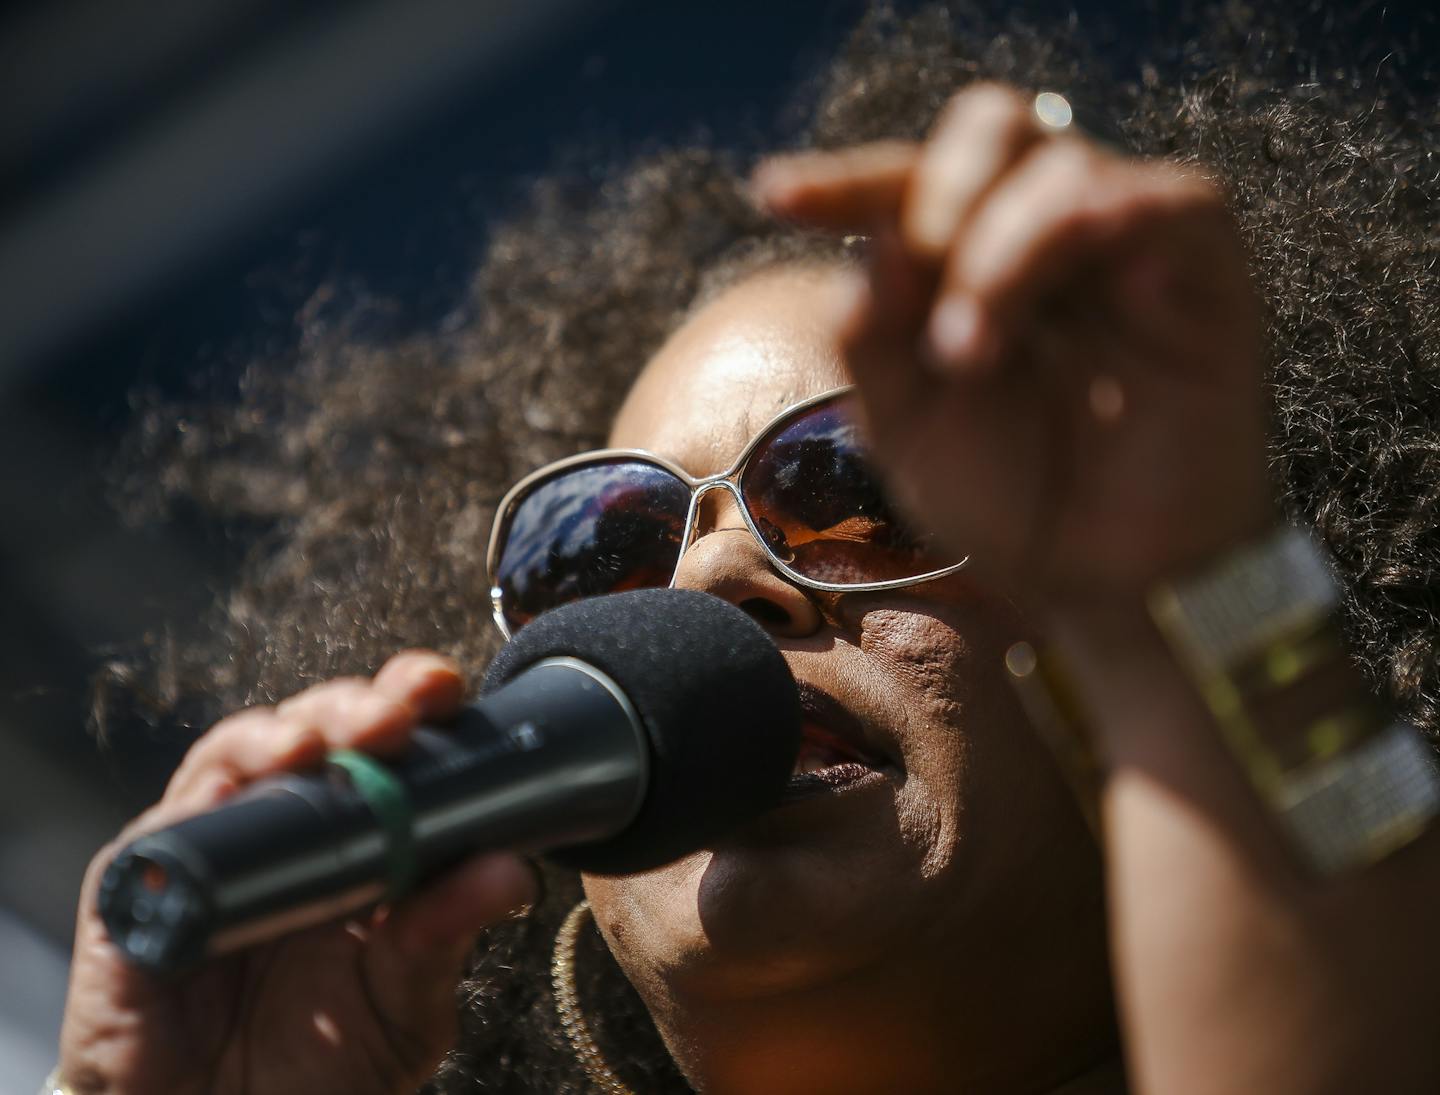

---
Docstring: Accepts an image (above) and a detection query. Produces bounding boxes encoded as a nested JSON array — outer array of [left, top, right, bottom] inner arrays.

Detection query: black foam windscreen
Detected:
[[482, 588, 800, 874]]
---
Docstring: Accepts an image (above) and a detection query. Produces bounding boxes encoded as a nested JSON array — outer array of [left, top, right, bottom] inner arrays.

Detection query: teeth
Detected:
[[792, 742, 865, 776], [794, 753, 831, 775]]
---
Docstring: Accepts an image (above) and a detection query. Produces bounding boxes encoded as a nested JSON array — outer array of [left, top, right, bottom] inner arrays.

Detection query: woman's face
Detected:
[[582, 266, 1113, 1080]]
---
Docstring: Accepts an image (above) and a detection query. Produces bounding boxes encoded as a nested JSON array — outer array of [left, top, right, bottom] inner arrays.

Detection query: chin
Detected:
[[603, 798, 929, 996]]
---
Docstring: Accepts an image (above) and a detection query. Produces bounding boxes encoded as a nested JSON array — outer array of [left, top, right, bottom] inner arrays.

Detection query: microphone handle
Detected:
[[98, 658, 648, 973]]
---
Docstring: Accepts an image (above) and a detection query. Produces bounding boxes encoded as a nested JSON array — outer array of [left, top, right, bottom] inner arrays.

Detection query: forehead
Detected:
[[609, 267, 850, 475]]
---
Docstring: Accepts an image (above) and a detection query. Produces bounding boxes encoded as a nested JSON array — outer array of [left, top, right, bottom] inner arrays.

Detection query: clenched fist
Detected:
[[59, 651, 537, 1095], [754, 83, 1273, 609]]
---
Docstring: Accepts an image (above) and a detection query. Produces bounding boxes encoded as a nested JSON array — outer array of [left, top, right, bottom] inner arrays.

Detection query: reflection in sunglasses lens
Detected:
[[496, 461, 690, 629], [741, 399, 954, 584]]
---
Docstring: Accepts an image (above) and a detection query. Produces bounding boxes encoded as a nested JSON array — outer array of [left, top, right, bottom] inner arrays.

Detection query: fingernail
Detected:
[[382, 650, 460, 694], [927, 295, 984, 367]]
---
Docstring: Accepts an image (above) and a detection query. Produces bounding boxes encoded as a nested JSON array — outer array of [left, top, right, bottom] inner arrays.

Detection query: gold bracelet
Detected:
[[1149, 526, 1440, 874]]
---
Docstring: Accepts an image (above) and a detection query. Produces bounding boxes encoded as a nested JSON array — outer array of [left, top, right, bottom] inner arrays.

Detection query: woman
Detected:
[[56, 3, 1440, 1092]]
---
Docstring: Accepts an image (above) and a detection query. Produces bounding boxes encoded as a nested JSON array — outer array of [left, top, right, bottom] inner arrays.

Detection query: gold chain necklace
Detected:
[[551, 899, 634, 1095]]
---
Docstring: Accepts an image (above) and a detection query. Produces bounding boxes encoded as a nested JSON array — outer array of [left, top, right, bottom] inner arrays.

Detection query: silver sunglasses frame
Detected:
[[485, 385, 968, 638]]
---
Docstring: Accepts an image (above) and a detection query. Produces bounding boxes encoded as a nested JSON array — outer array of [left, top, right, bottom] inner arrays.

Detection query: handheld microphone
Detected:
[[97, 589, 800, 973]]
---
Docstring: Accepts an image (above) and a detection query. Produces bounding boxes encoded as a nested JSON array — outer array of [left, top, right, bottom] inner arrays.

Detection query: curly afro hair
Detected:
[[104, 2, 1440, 1090]]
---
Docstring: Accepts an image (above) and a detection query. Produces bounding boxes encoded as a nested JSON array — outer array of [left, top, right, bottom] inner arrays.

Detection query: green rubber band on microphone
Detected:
[[326, 749, 416, 901]]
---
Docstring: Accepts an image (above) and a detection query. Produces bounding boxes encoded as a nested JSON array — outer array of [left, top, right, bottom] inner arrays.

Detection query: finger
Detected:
[[163, 706, 322, 804], [751, 141, 918, 231], [372, 649, 467, 722], [835, 229, 939, 446], [360, 852, 539, 1066], [274, 677, 416, 755], [971, 154, 1212, 316], [164, 679, 415, 805], [926, 140, 1127, 372], [902, 83, 1047, 261]]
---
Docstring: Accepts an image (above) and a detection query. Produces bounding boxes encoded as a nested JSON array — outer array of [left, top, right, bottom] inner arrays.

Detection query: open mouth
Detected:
[[793, 723, 882, 775], [786, 684, 894, 795]]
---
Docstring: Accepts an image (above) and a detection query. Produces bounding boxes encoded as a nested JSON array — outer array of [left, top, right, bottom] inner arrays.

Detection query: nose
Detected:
[[671, 485, 823, 638]]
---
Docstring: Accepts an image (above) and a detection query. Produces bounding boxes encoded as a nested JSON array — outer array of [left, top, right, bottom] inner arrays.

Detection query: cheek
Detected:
[[857, 608, 975, 877], [581, 853, 713, 990], [856, 607, 974, 713], [854, 604, 1038, 879]]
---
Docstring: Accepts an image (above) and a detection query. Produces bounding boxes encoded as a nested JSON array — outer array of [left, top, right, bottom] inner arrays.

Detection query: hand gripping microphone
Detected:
[[97, 589, 800, 972]]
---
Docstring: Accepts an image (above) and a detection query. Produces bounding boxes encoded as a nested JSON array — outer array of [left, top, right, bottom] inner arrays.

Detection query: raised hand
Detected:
[[58, 652, 537, 1095], [754, 84, 1274, 609], [752, 85, 1440, 1095]]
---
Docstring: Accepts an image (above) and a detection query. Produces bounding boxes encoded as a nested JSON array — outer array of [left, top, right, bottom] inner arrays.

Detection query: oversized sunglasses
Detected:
[[486, 386, 967, 637]]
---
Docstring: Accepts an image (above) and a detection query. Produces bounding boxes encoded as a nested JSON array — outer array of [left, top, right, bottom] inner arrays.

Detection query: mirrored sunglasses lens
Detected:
[[495, 461, 691, 629], [740, 396, 959, 584]]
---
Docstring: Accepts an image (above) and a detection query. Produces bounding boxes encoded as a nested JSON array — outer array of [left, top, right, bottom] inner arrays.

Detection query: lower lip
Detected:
[[780, 762, 891, 802]]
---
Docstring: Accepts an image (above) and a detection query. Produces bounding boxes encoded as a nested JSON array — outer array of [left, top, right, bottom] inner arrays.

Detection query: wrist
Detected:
[[1037, 599, 1215, 766], [1032, 524, 1440, 876]]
